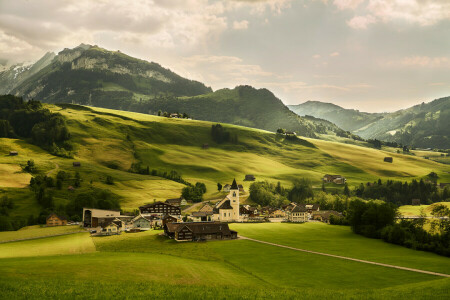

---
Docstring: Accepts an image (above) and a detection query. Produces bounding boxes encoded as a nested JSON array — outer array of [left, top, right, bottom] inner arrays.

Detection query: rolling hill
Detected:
[[5, 44, 346, 137], [289, 97, 450, 148]]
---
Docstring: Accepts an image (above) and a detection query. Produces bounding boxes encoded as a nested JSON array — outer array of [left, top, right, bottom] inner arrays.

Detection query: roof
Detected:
[[132, 214, 153, 223], [46, 213, 67, 221], [166, 222, 234, 235], [199, 204, 213, 212], [324, 174, 343, 179], [165, 198, 182, 204], [214, 200, 233, 213], [223, 184, 231, 188], [292, 206, 307, 212], [139, 201, 179, 209], [192, 211, 214, 217], [230, 178, 238, 190]]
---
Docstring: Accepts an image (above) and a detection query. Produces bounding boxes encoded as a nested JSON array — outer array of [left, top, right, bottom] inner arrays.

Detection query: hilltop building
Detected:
[[323, 174, 346, 185]]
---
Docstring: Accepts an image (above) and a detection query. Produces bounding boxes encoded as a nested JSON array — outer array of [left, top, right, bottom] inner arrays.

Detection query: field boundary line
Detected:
[[0, 231, 85, 244], [239, 236, 450, 278]]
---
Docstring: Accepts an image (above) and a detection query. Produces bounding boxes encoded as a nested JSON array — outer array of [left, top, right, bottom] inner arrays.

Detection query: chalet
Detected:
[[162, 215, 180, 226], [202, 143, 209, 149], [289, 206, 308, 222], [9, 151, 18, 156], [222, 184, 231, 192], [164, 222, 238, 241], [100, 220, 120, 235], [213, 179, 241, 222], [323, 174, 346, 185], [285, 131, 297, 136], [46, 214, 68, 226], [244, 175, 256, 181], [132, 214, 152, 229], [411, 199, 421, 206], [311, 211, 342, 224], [73, 162, 81, 167], [191, 211, 213, 222], [139, 202, 181, 217], [83, 208, 121, 228], [384, 157, 393, 163], [238, 184, 245, 193], [165, 197, 187, 207]]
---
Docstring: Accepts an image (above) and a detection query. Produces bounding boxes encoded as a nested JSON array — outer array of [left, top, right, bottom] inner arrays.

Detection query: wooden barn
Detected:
[[164, 222, 238, 241], [384, 157, 393, 163], [46, 214, 68, 227]]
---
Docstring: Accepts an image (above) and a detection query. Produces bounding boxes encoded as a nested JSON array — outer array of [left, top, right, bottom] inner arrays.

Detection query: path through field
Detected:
[[240, 236, 450, 278]]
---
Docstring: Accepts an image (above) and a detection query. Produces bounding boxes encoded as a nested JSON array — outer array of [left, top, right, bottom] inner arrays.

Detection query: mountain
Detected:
[[289, 98, 450, 148], [6, 44, 346, 138], [288, 101, 385, 132]]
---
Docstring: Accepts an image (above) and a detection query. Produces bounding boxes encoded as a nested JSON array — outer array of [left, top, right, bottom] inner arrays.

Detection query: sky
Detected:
[[0, 0, 449, 112]]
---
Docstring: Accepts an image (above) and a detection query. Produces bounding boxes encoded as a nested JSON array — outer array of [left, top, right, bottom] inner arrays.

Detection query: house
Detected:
[[139, 201, 181, 217], [165, 197, 187, 207], [73, 162, 81, 167], [162, 215, 180, 226], [131, 214, 152, 230], [191, 211, 214, 222], [169, 113, 180, 118], [323, 174, 346, 185], [289, 206, 308, 222], [9, 151, 18, 156], [82, 208, 122, 228], [244, 175, 256, 181], [67, 186, 75, 191], [46, 214, 68, 226], [212, 179, 241, 222], [202, 143, 209, 149], [100, 220, 120, 235], [269, 209, 286, 218], [199, 203, 214, 213], [411, 199, 421, 206], [164, 222, 238, 241], [222, 184, 231, 192], [311, 211, 342, 224], [238, 184, 245, 193], [384, 157, 393, 163]]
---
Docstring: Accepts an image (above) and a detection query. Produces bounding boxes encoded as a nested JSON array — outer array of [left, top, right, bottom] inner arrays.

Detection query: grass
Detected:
[[0, 232, 95, 258], [398, 202, 450, 217], [0, 225, 82, 242], [0, 223, 449, 298]]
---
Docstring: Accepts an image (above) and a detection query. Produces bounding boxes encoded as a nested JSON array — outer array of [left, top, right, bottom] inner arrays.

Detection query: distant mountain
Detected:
[[289, 97, 450, 148], [288, 101, 385, 132], [5, 44, 347, 138]]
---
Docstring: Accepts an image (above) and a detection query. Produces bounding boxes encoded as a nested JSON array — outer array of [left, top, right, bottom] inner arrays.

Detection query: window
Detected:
[[233, 192, 236, 197]]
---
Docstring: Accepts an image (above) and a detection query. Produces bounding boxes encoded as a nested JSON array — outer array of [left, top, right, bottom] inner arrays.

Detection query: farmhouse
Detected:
[[238, 184, 245, 193], [9, 151, 18, 156], [213, 179, 240, 222], [165, 197, 187, 207], [164, 222, 238, 241], [100, 220, 120, 235], [244, 174, 256, 181], [139, 202, 181, 217], [289, 206, 308, 222], [73, 162, 81, 167], [222, 184, 231, 192], [162, 215, 180, 226], [384, 157, 393, 163], [323, 174, 346, 184], [131, 214, 152, 229], [46, 214, 68, 226], [191, 211, 213, 222], [82, 208, 121, 228], [411, 199, 421, 206]]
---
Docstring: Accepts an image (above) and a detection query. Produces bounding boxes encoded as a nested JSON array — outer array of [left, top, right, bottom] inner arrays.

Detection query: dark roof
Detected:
[[192, 211, 214, 217], [167, 222, 234, 235], [139, 201, 178, 209], [292, 206, 307, 212], [46, 213, 67, 221], [165, 198, 182, 204], [230, 178, 238, 190], [324, 174, 343, 179], [216, 200, 233, 210], [98, 218, 121, 228]]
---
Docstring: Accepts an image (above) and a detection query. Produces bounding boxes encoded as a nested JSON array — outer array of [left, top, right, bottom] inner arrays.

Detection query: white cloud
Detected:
[[233, 20, 249, 29], [312, 54, 321, 59], [384, 56, 450, 68], [347, 15, 377, 29], [333, 0, 364, 10], [330, 52, 340, 57]]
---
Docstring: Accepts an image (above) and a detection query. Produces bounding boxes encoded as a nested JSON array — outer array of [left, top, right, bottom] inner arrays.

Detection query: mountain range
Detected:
[[1, 44, 448, 148], [289, 98, 450, 149]]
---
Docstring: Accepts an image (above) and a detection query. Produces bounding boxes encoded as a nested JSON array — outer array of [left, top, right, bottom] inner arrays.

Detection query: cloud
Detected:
[[384, 56, 450, 68], [333, 0, 364, 10], [233, 20, 249, 29], [330, 52, 340, 57], [346, 15, 377, 29], [312, 54, 321, 59]]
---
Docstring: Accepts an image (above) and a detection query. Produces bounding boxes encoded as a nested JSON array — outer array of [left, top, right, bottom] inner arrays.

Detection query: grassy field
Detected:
[[0, 225, 81, 242], [398, 202, 450, 217], [0, 223, 449, 299], [1, 104, 449, 217]]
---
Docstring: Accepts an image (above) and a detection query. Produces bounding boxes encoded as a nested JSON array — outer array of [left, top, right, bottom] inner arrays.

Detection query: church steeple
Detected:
[[230, 178, 238, 190]]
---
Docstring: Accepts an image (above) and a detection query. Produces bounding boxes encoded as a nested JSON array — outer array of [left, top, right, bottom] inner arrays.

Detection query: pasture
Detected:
[[0, 223, 449, 299], [398, 202, 450, 217]]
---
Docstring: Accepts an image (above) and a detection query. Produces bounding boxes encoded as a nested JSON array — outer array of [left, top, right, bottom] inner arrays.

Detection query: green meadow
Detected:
[[0, 223, 449, 299], [2, 104, 448, 216], [398, 202, 450, 217]]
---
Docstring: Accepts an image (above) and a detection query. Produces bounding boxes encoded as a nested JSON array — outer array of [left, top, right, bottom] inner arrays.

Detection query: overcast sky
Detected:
[[0, 0, 449, 112]]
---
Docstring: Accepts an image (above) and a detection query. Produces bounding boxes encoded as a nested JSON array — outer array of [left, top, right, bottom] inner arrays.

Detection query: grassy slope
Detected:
[[0, 224, 449, 299], [1, 104, 449, 215], [398, 202, 450, 217], [0, 225, 81, 242]]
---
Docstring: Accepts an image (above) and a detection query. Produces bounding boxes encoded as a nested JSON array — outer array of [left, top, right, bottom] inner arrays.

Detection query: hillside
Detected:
[[1, 99, 449, 225], [289, 97, 450, 148], [7, 44, 348, 137]]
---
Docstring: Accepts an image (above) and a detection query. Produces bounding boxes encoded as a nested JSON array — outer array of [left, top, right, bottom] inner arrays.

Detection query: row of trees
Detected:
[[182, 182, 207, 203], [211, 124, 238, 144]]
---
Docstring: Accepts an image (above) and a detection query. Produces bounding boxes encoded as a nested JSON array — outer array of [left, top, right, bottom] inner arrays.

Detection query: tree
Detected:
[[217, 183, 222, 192], [288, 179, 314, 203], [74, 172, 81, 188], [106, 175, 114, 185], [343, 183, 350, 197], [322, 182, 326, 192], [157, 110, 162, 116]]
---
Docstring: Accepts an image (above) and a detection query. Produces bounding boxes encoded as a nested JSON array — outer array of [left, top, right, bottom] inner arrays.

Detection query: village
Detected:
[[45, 176, 347, 242]]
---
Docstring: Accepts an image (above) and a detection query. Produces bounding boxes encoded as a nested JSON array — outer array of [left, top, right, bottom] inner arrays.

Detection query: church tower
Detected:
[[229, 178, 240, 221]]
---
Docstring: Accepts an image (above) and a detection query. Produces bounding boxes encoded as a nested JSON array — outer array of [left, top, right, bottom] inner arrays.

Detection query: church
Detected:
[[213, 179, 241, 222]]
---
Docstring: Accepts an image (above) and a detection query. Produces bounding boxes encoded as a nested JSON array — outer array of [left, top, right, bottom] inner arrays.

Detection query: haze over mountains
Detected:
[[289, 98, 450, 149], [1, 44, 448, 148]]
